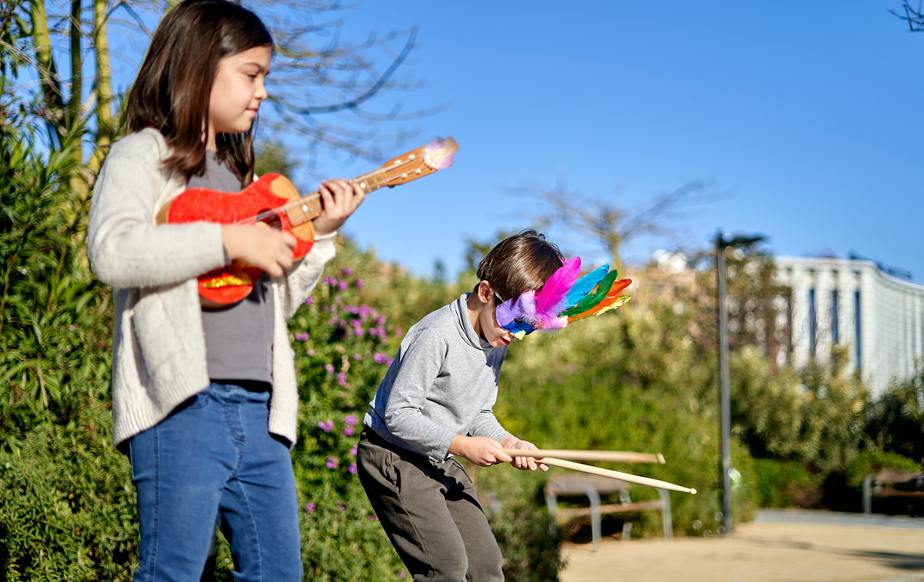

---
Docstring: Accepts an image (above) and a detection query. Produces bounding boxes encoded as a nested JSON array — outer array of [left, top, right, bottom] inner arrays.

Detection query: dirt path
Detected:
[[561, 511, 924, 582]]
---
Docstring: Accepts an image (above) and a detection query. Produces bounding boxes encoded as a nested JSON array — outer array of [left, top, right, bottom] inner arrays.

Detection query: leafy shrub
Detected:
[[752, 459, 822, 508], [865, 371, 924, 464], [844, 450, 921, 487], [0, 405, 137, 581]]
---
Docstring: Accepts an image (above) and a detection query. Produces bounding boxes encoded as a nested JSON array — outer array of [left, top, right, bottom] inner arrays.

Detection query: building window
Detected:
[[854, 289, 862, 370], [831, 289, 840, 344], [808, 288, 817, 359]]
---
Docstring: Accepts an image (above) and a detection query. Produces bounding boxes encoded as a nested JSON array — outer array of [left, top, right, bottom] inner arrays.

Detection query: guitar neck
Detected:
[[276, 137, 456, 229], [279, 166, 392, 229]]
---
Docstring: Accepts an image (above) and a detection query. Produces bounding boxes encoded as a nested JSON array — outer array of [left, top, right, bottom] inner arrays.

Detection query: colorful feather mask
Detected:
[[494, 257, 632, 339]]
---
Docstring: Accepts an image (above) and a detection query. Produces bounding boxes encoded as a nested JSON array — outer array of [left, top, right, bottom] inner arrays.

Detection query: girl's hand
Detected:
[[449, 435, 513, 467], [501, 436, 549, 472], [313, 179, 366, 237], [221, 224, 296, 278]]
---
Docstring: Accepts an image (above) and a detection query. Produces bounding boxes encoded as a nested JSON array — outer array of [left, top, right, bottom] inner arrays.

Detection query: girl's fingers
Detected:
[[319, 183, 336, 210]]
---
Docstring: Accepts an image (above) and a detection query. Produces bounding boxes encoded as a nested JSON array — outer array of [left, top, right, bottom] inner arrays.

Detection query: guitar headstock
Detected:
[[370, 137, 459, 188]]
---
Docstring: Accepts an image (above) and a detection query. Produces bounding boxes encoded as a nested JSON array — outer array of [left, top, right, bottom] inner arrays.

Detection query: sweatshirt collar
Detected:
[[452, 294, 493, 351]]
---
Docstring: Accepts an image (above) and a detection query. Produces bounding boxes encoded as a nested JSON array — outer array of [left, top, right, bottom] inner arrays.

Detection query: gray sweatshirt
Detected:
[[364, 294, 512, 462]]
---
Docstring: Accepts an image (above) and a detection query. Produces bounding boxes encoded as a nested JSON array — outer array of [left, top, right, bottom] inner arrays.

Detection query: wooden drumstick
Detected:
[[500, 448, 665, 464]]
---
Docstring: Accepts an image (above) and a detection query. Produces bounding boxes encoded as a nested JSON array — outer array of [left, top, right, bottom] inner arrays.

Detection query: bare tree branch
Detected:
[[890, 1, 924, 31], [514, 180, 712, 266]]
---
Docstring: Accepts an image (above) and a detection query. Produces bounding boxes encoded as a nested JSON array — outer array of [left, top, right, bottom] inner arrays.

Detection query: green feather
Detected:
[[560, 270, 620, 317]]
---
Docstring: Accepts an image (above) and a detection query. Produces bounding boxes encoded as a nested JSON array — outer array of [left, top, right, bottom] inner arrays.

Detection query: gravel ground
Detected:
[[560, 510, 924, 582]]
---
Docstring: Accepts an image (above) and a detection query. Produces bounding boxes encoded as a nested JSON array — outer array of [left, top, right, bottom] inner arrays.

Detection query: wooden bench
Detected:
[[863, 469, 924, 514], [544, 473, 673, 550]]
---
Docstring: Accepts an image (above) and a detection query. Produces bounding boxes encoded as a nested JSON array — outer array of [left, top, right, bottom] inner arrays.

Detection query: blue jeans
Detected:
[[129, 382, 302, 581]]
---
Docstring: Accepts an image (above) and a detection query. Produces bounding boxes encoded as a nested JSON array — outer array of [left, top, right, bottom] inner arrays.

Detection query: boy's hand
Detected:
[[221, 223, 296, 278], [501, 436, 549, 472], [313, 179, 366, 237], [449, 435, 512, 467]]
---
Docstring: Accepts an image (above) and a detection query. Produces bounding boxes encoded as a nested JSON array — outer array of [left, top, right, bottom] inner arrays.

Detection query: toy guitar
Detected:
[[157, 137, 458, 307]]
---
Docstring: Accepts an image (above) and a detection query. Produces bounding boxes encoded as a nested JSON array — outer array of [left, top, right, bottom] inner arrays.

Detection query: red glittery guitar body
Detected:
[[156, 138, 458, 307]]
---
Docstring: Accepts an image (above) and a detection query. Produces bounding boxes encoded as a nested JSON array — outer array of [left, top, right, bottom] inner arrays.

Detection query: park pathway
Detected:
[[561, 510, 924, 582]]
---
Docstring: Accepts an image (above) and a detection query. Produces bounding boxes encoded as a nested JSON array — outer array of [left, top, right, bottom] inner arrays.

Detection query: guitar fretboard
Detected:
[[276, 164, 397, 228]]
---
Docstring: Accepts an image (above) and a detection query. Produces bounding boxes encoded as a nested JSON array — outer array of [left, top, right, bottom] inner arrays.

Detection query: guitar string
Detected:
[[232, 163, 398, 227]]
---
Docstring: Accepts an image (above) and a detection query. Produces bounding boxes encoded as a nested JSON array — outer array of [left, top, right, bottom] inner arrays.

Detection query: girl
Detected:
[[87, 1, 364, 579], [358, 230, 556, 581]]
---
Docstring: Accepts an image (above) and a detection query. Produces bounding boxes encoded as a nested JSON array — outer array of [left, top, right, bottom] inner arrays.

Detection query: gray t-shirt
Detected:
[[363, 294, 512, 462], [189, 151, 274, 385]]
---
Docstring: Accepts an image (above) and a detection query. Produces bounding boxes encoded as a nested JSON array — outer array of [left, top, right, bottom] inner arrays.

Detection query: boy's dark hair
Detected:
[[123, 0, 273, 184], [476, 230, 563, 301]]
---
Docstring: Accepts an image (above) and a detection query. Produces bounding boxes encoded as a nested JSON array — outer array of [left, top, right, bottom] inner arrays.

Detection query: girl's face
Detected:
[[207, 45, 273, 146]]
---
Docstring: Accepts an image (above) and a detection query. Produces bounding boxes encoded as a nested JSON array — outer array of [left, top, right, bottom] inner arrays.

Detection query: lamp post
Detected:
[[714, 230, 765, 535]]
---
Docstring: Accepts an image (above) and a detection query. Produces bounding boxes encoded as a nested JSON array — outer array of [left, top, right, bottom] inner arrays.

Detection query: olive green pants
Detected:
[[357, 430, 504, 581]]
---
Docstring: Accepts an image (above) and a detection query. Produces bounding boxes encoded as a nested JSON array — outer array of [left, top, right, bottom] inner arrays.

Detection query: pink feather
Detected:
[[534, 257, 582, 316]]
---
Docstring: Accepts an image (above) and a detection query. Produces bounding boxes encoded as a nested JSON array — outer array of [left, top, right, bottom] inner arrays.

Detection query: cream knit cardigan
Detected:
[[88, 128, 334, 448]]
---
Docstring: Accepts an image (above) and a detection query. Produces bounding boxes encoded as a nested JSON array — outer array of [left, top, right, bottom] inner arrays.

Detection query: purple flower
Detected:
[[374, 315, 386, 325], [294, 332, 310, 342], [348, 463, 357, 474], [340, 267, 354, 277], [355, 278, 364, 290], [373, 352, 389, 365], [324, 363, 335, 374], [352, 326, 364, 337], [343, 426, 355, 437], [338, 280, 348, 291], [306, 502, 316, 513], [303, 297, 313, 306], [344, 414, 357, 426], [322, 276, 333, 286], [326, 456, 338, 469], [317, 420, 334, 433], [350, 445, 358, 456], [337, 372, 348, 387]]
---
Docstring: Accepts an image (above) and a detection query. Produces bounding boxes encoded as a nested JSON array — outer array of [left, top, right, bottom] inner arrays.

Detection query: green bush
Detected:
[[752, 459, 822, 508], [865, 371, 924, 464], [0, 406, 137, 581], [844, 450, 921, 487]]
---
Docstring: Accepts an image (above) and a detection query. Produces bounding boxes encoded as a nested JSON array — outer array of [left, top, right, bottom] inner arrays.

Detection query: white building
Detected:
[[776, 257, 924, 398]]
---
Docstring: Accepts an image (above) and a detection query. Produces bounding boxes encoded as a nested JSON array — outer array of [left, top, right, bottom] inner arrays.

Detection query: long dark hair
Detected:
[[123, 0, 273, 184]]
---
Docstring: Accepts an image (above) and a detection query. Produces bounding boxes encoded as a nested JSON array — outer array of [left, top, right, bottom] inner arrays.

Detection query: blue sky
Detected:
[[92, 2, 921, 281], [295, 1, 922, 281]]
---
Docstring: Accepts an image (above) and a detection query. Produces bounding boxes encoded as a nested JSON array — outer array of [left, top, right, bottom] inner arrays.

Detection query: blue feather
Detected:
[[562, 264, 609, 310]]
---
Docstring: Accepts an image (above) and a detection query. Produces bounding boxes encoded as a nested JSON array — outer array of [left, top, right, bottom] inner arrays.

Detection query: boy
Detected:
[[358, 230, 560, 581]]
